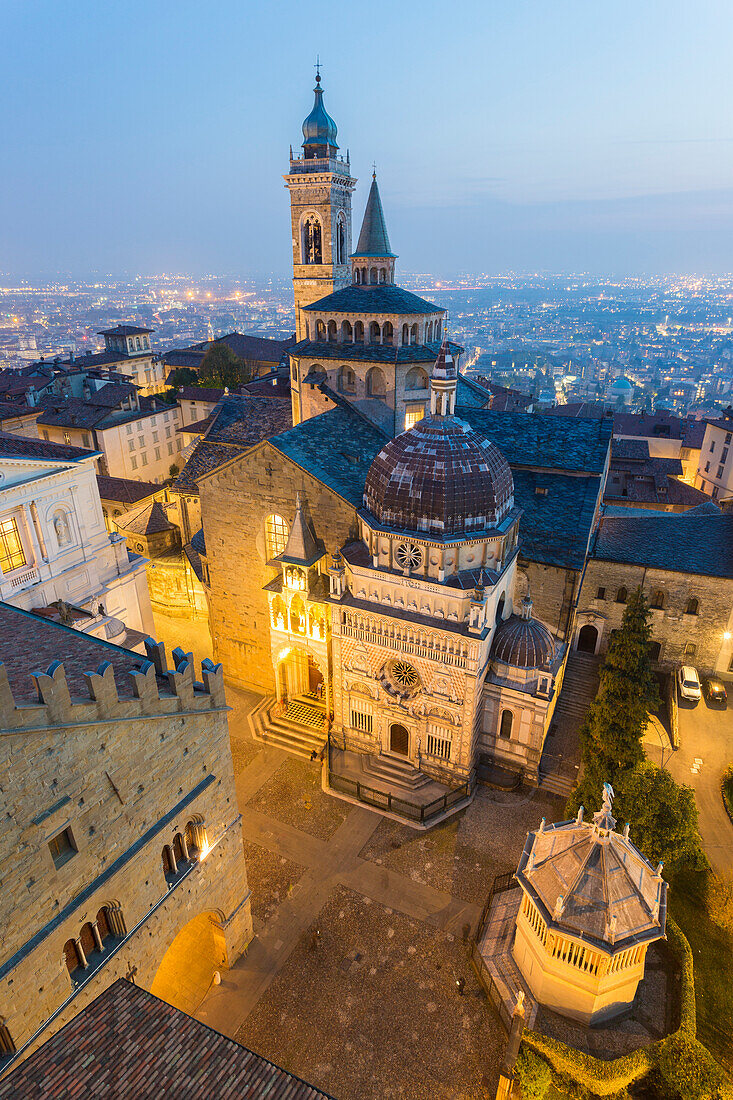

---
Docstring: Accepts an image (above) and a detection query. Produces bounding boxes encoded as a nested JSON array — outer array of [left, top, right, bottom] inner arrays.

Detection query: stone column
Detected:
[[75, 938, 88, 969], [29, 501, 48, 561], [22, 502, 44, 566], [91, 921, 104, 953]]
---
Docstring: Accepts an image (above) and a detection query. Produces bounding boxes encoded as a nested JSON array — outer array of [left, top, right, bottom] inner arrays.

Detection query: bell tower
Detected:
[[284, 69, 356, 340]]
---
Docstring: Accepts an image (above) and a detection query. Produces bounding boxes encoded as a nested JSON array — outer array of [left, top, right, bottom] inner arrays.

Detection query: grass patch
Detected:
[[669, 867, 733, 1078]]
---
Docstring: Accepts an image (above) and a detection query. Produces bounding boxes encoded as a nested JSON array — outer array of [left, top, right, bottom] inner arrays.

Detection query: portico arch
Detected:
[[577, 623, 599, 654], [150, 910, 228, 1015]]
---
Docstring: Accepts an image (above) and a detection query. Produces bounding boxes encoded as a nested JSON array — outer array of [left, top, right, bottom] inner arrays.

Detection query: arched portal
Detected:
[[577, 623, 598, 654], [390, 723, 409, 756], [150, 911, 228, 1015], [277, 648, 323, 702]]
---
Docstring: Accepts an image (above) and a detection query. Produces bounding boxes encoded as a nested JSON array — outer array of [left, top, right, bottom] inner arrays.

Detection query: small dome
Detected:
[[364, 416, 514, 539], [610, 377, 633, 391], [491, 597, 556, 669], [302, 74, 338, 150]]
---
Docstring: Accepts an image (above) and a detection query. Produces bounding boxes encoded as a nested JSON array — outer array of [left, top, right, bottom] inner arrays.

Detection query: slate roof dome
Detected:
[[302, 73, 338, 150], [491, 597, 556, 669], [363, 416, 514, 538]]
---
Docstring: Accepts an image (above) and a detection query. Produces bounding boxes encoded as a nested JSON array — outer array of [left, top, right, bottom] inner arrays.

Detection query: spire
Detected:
[[429, 340, 458, 417], [277, 491, 323, 565], [352, 172, 396, 258], [301, 67, 338, 154]]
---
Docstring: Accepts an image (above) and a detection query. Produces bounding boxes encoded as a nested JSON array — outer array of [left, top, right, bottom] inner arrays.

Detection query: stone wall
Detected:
[[519, 559, 580, 641], [146, 552, 208, 619], [0, 644, 252, 1065], [200, 442, 360, 692], [576, 559, 733, 673]]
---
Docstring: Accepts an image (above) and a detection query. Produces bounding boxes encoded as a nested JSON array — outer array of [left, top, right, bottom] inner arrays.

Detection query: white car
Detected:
[[678, 666, 702, 702]]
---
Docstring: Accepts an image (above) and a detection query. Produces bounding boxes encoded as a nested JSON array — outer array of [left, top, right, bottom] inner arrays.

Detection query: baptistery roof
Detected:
[[363, 415, 514, 539], [491, 597, 556, 669]]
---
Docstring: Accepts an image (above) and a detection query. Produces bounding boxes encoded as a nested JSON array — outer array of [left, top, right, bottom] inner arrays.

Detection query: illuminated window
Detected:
[[63, 432, 71, 445], [0, 517, 26, 574], [265, 514, 289, 560], [405, 404, 425, 431]]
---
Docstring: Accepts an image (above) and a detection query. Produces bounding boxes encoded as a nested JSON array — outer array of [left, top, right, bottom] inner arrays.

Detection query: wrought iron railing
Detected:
[[470, 871, 520, 1033]]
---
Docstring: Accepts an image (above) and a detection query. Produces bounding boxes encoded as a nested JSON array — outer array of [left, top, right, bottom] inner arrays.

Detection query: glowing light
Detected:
[[725, 632, 732, 641]]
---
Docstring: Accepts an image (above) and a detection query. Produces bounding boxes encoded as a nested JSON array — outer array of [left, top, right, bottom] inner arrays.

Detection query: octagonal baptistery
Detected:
[[364, 415, 515, 540]]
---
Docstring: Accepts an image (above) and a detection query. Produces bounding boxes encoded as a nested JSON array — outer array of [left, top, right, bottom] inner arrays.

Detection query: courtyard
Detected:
[[195, 688, 565, 1099]]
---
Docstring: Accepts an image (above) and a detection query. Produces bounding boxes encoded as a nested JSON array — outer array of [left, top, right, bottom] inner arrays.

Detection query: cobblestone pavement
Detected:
[[197, 693, 567, 1098]]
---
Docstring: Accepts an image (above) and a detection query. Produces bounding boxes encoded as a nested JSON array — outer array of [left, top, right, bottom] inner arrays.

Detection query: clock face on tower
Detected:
[[395, 542, 423, 571]]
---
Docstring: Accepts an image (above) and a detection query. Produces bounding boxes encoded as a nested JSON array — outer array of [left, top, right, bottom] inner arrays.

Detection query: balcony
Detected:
[[7, 565, 40, 591]]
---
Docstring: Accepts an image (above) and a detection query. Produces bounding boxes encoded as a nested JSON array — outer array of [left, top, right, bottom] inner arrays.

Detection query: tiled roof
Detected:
[[491, 601, 557, 669], [98, 325, 152, 336], [593, 508, 733, 578], [0, 604, 158, 702], [512, 468, 601, 570], [303, 284, 443, 315], [290, 339, 463, 365], [178, 415, 214, 434], [543, 401, 611, 419], [243, 371, 291, 398], [0, 401, 39, 420], [173, 394, 292, 492], [86, 382, 138, 406], [0, 979, 333, 1100], [0, 431, 96, 463], [460, 410, 612, 475], [163, 350, 205, 371], [115, 500, 177, 535], [190, 527, 207, 555], [96, 475, 159, 504], [188, 332, 296, 363], [612, 412, 707, 448], [177, 385, 226, 403]]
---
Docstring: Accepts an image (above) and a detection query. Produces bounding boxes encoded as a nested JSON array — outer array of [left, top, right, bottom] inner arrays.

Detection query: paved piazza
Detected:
[[197, 690, 564, 1099]]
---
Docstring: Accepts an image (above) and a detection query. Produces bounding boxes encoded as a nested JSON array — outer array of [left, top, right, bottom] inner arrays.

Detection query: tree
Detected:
[[568, 587, 660, 815], [169, 464, 180, 478], [199, 342, 249, 389], [658, 1033, 726, 1100], [614, 762, 706, 873], [160, 366, 199, 404]]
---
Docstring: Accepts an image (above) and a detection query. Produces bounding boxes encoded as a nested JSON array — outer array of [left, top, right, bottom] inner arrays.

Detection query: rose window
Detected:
[[395, 542, 423, 571], [379, 659, 422, 700]]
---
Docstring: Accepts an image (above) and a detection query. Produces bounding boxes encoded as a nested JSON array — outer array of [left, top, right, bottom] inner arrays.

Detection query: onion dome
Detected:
[[302, 72, 338, 151], [490, 597, 556, 669], [364, 417, 514, 538], [515, 783, 667, 950]]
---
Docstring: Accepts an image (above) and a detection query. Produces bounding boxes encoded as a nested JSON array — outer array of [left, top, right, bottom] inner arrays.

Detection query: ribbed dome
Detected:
[[491, 598, 556, 669], [363, 415, 514, 539], [302, 75, 338, 150]]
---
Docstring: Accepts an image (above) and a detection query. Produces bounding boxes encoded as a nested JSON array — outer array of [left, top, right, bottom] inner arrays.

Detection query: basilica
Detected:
[[196, 75, 611, 816]]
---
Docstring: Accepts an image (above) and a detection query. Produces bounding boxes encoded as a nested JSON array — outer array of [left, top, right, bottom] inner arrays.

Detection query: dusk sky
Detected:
[[2, 0, 733, 279]]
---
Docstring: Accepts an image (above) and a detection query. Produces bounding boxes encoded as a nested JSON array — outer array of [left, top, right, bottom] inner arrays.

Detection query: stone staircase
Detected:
[[362, 752, 433, 791], [539, 651, 600, 798], [249, 695, 327, 760]]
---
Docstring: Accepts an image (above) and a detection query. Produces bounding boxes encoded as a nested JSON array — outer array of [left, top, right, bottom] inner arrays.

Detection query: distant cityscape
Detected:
[[2, 271, 732, 419]]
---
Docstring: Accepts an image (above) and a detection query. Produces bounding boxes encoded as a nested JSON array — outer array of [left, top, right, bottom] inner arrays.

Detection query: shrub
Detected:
[[657, 1033, 727, 1099], [514, 1047, 551, 1099]]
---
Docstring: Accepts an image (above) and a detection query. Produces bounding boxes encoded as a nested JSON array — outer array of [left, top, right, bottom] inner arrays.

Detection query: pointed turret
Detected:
[[429, 340, 458, 417], [276, 491, 324, 566], [353, 172, 395, 258]]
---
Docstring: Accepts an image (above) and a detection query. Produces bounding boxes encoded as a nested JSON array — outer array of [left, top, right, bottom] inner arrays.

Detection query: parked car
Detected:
[[677, 666, 702, 702], [703, 677, 727, 705]]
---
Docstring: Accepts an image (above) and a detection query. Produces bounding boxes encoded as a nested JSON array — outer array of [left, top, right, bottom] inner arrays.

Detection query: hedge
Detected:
[[518, 918, 732, 1098]]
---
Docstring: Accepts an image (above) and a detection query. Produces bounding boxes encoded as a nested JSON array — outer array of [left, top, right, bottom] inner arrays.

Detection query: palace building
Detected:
[[196, 74, 612, 812]]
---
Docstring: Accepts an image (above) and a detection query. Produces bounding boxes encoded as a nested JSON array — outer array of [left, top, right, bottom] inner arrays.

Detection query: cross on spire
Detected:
[[315, 55, 321, 82], [372, 161, 377, 179]]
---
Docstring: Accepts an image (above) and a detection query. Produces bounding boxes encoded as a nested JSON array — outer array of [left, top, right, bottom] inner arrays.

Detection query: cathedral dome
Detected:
[[302, 74, 338, 150], [363, 415, 514, 539], [491, 597, 556, 669]]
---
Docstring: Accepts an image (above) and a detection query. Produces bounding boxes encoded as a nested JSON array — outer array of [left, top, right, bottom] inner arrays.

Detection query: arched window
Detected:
[[316, 319, 326, 341], [336, 217, 346, 265], [366, 367, 386, 398], [382, 321, 393, 346], [496, 593, 506, 625], [426, 321, 433, 342], [341, 320, 353, 342], [0, 1019, 15, 1059], [63, 938, 83, 977], [354, 267, 361, 285], [650, 590, 664, 610], [435, 320, 442, 340], [338, 365, 356, 394], [354, 321, 364, 343], [410, 323, 419, 345], [370, 267, 378, 285], [96, 906, 113, 944], [162, 844, 176, 880], [80, 922, 96, 961], [327, 320, 337, 343], [379, 268, 386, 284], [302, 214, 322, 264], [291, 362, 297, 382], [184, 821, 200, 858], [499, 710, 513, 740], [369, 321, 381, 343], [405, 366, 428, 391], [290, 594, 306, 634], [173, 833, 187, 865], [685, 596, 699, 615], [616, 586, 627, 604], [265, 514, 289, 560], [402, 323, 409, 346]]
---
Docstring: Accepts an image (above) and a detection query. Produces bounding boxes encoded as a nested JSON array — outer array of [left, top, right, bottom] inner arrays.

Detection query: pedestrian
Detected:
[[455, 976, 465, 996]]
